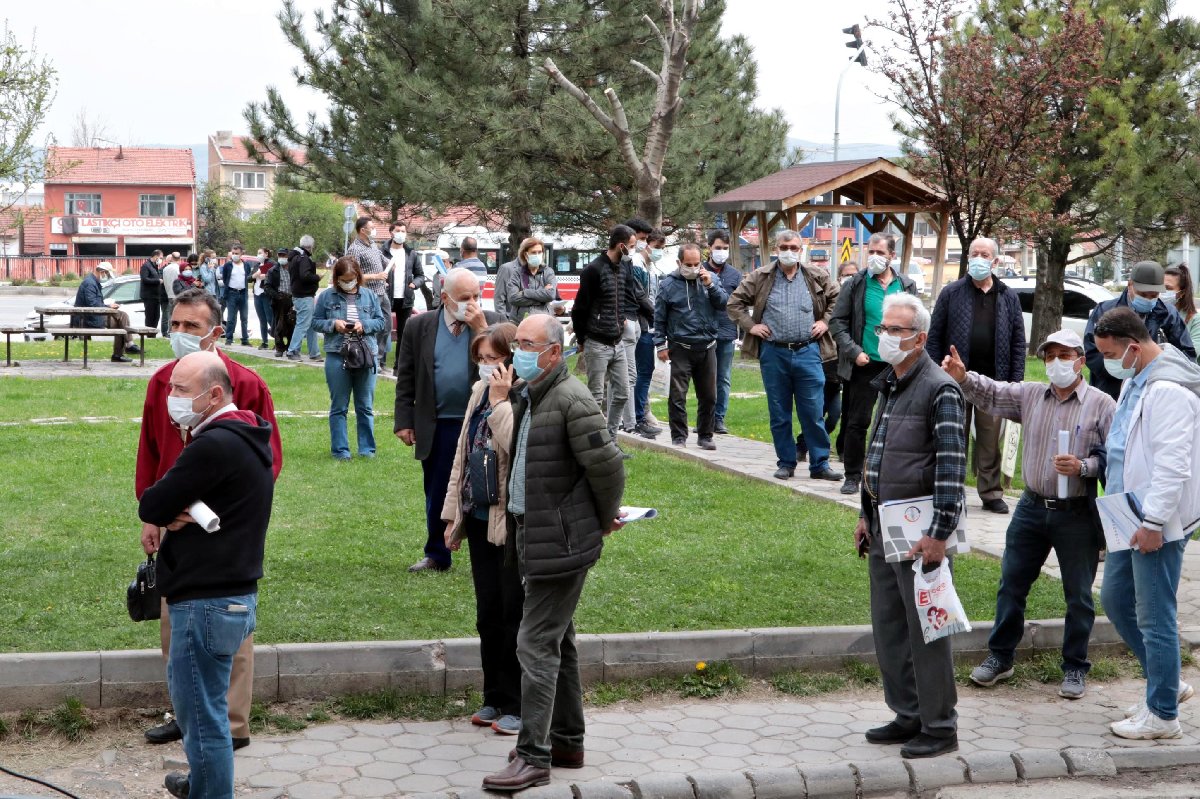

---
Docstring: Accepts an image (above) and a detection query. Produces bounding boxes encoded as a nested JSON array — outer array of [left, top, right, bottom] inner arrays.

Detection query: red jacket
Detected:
[[135, 349, 283, 497]]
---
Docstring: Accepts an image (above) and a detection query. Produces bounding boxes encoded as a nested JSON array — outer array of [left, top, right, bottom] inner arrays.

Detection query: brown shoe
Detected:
[[508, 747, 585, 769], [482, 755, 550, 792]]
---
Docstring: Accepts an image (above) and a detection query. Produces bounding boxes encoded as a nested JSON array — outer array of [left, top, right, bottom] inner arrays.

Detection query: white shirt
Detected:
[[389, 245, 408, 289], [227, 261, 247, 291]]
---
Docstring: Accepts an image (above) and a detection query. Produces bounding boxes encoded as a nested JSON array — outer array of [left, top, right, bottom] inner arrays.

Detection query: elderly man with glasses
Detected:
[[727, 230, 842, 481], [942, 329, 1115, 701]]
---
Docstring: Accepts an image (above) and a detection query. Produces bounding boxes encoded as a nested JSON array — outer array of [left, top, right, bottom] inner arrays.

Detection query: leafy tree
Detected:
[[195, 181, 242, 253], [244, 0, 786, 245], [237, 189, 344, 260], [0, 24, 56, 215]]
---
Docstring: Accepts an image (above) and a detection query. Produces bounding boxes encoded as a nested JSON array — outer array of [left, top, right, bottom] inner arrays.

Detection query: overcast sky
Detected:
[[7, 0, 1200, 151]]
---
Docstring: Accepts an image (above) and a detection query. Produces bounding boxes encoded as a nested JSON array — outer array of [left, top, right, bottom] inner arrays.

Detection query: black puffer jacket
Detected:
[[572, 253, 626, 345], [506, 362, 626, 581]]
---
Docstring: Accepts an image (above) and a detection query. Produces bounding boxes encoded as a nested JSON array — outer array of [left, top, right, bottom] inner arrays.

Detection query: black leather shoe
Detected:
[[482, 755, 551, 791], [901, 732, 959, 759], [840, 477, 860, 495], [982, 498, 1010, 514], [714, 419, 729, 435], [145, 718, 183, 744], [232, 736, 250, 750], [773, 466, 794, 479], [865, 720, 920, 744], [125, 344, 142, 354], [811, 468, 843, 481], [164, 771, 190, 798], [111, 355, 132, 363]]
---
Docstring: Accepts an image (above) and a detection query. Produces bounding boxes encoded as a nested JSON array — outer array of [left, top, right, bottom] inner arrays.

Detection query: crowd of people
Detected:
[[124, 218, 1200, 796]]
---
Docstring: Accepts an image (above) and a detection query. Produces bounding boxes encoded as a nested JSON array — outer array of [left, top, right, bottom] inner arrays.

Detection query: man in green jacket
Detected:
[[482, 313, 626, 792]]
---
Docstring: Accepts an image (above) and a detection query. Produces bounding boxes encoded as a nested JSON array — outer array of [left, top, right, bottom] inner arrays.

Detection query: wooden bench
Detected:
[[45, 327, 129, 369], [125, 326, 158, 367], [1, 326, 26, 367]]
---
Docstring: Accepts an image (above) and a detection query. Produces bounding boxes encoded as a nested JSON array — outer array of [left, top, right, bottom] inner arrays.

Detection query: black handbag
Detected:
[[127, 554, 161, 622], [340, 331, 375, 371], [468, 447, 500, 506]]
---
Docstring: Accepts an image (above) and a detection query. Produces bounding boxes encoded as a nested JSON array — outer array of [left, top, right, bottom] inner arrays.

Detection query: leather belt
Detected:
[[770, 340, 811, 351], [1023, 490, 1089, 511], [672, 339, 716, 351]]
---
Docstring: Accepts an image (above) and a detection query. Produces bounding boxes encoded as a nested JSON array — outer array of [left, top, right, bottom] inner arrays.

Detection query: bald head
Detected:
[[169, 351, 232, 422], [441, 267, 482, 311], [514, 313, 564, 381]]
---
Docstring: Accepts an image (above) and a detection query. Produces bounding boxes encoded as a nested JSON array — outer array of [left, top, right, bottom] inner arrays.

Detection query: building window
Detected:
[[64, 193, 101, 215], [139, 194, 177, 217], [233, 172, 266, 190]]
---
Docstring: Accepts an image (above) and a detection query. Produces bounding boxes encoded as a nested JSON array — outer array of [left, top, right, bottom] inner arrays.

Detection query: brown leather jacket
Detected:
[[726, 262, 840, 362]]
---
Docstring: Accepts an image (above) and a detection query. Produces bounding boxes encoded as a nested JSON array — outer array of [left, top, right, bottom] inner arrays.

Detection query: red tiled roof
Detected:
[[211, 135, 307, 167], [47, 147, 195, 186], [0, 205, 46, 254], [705, 158, 944, 212]]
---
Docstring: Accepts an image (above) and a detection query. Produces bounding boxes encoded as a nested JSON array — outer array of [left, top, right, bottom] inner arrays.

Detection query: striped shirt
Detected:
[[345, 296, 360, 325], [961, 372, 1115, 498], [865, 379, 967, 541], [348, 237, 389, 301]]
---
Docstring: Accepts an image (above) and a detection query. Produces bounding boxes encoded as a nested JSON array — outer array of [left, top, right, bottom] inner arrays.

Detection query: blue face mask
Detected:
[[967, 257, 993, 281], [512, 347, 547, 381], [1130, 295, 1156, 314]]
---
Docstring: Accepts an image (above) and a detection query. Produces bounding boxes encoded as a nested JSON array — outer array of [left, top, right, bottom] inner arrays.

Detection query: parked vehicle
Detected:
[[24, 275, 145, 341], [997, 276, 1116, 342]]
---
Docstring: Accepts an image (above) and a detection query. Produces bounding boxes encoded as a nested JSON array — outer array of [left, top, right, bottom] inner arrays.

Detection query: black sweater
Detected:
[[139, 411, 275, 603]]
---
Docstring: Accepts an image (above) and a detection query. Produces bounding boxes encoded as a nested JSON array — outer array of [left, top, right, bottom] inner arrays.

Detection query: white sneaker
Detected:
[[1110, 707, 1182, 740], [1124, 681, 1194, 718]]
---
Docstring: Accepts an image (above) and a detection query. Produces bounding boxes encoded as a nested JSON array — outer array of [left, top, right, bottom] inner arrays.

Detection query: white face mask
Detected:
[[167, 390, 212, 430], [169, 327, 216, 360], [478, 363, 498, 382], [446, 297, 468, 323], [635, 240, 648, 252], [777, 251, 801, 267], [338, 280, 358, 292], [710, 248, 729, 265], [1104, 344, 1136, 380], [527, 253, 543, 268], [393, 232, 406, 244], [231, 254, 241, 263], [1045, 358, 1080, 389], [877, 332, 918, 366], [867, 255, 890, 275]]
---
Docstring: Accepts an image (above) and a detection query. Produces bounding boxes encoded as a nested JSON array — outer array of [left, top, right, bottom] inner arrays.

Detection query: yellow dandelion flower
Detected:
[[696, 661, 707, 671]]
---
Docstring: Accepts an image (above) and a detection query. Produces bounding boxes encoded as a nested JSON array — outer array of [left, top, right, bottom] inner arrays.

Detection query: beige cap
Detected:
[[95, 262, 114, 276], [1035, 329, 1084, 358]]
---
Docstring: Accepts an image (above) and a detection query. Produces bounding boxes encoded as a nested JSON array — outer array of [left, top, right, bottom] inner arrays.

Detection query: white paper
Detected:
[[618, 506, 658, 522], [189, 501, 221, 533], [1095, 491, 1185, 552], [1057, 430, 1070, 499], [878, 496, 969, 563], [1000, 420, 1021, 479]]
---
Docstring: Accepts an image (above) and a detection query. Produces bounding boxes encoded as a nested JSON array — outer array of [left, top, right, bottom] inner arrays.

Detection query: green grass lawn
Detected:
[[0, 355, 1069, 653]]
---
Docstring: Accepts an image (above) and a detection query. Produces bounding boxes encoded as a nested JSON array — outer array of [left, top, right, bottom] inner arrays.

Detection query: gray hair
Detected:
[[533, 313, 564, 347], [883, 293, 930, 333], [776, 229, 801, 245], [970, 237, 998, 259], [442, 267, 479, 295], [299, 234, 315, 250]]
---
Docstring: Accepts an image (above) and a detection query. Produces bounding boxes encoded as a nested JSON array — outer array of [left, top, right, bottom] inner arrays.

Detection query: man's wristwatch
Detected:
[[1079, 460, 1088, 478]]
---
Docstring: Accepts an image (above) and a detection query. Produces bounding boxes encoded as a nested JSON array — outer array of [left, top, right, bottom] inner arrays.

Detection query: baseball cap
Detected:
[[95, 262, 114, 276], [1130, 261, 1166, 293], [277, 247, 289, 256], [1035, 329, 1084, 358]]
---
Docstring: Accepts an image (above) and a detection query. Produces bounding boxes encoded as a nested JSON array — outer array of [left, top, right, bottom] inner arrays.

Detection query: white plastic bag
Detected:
[[912, 557, 972, 643]]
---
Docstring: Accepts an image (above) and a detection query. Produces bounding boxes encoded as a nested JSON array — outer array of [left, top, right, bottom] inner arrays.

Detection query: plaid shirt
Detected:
[[865, 376, 967, 541]]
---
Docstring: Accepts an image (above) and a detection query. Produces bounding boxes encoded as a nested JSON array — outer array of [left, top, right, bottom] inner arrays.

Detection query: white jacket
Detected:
[[1118, 344, 1200, 535]]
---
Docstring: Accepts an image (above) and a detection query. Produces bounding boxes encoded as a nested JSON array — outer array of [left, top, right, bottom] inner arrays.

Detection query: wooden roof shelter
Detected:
[[705, 158, 952, 293]]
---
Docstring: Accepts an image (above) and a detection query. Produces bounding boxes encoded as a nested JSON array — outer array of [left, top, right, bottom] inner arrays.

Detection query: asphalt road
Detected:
[[0, 293, 267, 339]]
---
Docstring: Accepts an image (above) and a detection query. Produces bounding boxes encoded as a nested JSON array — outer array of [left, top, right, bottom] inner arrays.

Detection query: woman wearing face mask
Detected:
[[440, 322, 525, 736], [312, 258, 388, 460], [1163, 265, 1200, 358], [196, 249, 220, 299], [253, 249, 276, 350], [505, 238, 557, 322], [172, 254, 199, 296]]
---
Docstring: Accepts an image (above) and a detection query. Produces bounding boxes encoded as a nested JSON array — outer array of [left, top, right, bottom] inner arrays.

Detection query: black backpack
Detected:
[[340, 332, 375, 371]]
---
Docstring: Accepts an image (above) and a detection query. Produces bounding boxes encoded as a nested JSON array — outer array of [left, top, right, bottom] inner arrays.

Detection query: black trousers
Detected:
[[667, 342, 716, 441], [271, 295, 295, 354], [465, 516, 524, 716], [392, 301, 413, 371], [143, 296, 160, 331], [421, 419, 462, 568], [841, 359, 889, 480]]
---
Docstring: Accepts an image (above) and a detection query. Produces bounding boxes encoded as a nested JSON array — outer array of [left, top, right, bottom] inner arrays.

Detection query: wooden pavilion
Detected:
[[705, 158, 953, 295]]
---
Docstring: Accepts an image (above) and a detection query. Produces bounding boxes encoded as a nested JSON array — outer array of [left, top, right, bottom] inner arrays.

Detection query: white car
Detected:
[[891, 259, 927, 295], [24, 275, 147, 341], [997, 276, 1116, 342]]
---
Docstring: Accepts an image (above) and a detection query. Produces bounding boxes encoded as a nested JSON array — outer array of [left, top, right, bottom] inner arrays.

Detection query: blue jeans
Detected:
[[1101, 538, 1188, 720], [288, 296, 319, 356], [167, 594, 257, 799], [758, 343, 829, 473], [325, 352, 376, 458], [797, 364, 843, 458], [223, 289, 249, 343], [988, 492, 1101, 672], [634, 331, 656, 423], [714, 339, 736, 422], [253, 293, 274, 345]]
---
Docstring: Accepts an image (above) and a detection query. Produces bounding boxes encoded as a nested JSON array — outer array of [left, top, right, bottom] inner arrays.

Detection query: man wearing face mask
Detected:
[[140, 249, 165, 331], [135, 288, 282, 756], [1092, 307, 1200, 740], [482, 313, 626, 792], [613, 218, 656, 436], [854, 292, 966, 760], [138, 351, 275, 799], [627, 231, 666, 439], [706, 230, 742, 435], [1084, 261, 1195, 401], [926, 237, 1026, 515], [396, 268, 503, 573], [943, 330, 1114, 700], [830, 234, 918, 496], [728, 229, 842, 482], [286, 235, 322, 361], [654, 243, 728, 449], [220, 246, 255, 347], [382, 221, 424, 368]]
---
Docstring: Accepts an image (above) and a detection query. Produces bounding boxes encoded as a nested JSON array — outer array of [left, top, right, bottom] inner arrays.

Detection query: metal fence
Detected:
[[0, 256, 147, 282]]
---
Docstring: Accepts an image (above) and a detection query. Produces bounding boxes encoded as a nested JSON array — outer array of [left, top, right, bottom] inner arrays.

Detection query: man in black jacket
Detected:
[[285, 235, 322, 360], [72, 261, 135, 362], [140, 250, 164, 330], [382, 221, 425, 370], [264, 247, 295, 357], [139, 351, 274, 799]]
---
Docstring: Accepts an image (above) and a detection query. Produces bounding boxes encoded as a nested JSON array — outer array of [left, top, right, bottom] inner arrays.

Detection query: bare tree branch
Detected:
[[541, 57, 620, 138], [630, 59, 662, 84]]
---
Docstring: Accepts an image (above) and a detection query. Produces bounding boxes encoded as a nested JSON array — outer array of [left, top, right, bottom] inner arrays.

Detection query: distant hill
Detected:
[[787, 137, 903, 163]]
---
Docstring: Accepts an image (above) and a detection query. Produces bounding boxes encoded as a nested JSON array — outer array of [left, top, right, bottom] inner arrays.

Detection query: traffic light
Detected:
[[843, 24, 867, 66]]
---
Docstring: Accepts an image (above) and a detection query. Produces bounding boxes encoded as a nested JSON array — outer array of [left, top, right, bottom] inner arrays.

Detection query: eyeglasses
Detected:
[[510, 339, 551, 353], [1043, 354, 1080, 364], [873, 325, 917, 336], [777, 245, 802, 252]]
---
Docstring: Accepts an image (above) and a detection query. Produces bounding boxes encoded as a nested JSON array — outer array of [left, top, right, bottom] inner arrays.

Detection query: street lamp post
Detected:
[[833, 24, 867, 270]]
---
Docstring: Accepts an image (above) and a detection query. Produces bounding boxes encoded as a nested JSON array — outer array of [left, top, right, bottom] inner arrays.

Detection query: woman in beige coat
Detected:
[[441, 321, 525, 735]]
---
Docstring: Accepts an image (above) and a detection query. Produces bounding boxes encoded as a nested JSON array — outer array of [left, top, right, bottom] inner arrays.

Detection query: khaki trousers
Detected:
[[160, 597, 254, 739], [965, 403, 1003, 502]]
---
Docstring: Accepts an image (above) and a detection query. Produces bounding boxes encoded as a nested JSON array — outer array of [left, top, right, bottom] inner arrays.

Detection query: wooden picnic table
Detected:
[[32, 306, 140, 369]]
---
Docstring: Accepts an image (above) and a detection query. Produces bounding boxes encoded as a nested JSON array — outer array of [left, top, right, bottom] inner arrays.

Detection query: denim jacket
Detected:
[[313, 287, 388, 357], [197, 263, 219, 296]]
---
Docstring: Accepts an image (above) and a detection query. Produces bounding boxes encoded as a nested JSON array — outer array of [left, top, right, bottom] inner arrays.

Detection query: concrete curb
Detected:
[[413, 746, 1200, 799], [0, 619, 1126, 710], [0, 285, 73, 296]]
